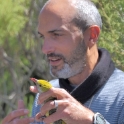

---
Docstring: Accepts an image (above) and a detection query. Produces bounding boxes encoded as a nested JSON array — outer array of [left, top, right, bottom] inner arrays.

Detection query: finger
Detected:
[[40, 99, 69, 115], [38, 87, 70, 104], [9, 117, 35, 124], [35, 112, 45, 122], [12, 100, 25, 121], [30, 86, 39, 93], [35, 100, 64, 122], [42, 111, 62, 124], [2, 109, 29, 123], [18, 100, 25, 109], [17, 99, 28, 119], [35, 100, 57, 122]]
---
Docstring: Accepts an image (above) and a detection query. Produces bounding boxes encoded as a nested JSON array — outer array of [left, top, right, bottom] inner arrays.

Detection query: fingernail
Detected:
[[24, 109, 29, 114], [30, 86, 35, 90], [30, 117, 35, 122]]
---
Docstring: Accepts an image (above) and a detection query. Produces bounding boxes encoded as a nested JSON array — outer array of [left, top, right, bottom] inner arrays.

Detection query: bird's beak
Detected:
[[30, 78, 38, 83]]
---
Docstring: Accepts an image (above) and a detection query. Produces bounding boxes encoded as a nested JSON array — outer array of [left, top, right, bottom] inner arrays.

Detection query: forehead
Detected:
[[38, 9, 63, 32], [38, 1, 76, 33]]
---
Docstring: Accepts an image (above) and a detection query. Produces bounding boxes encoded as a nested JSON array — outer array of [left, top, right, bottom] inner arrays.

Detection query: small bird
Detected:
[[30, 78, 65, 124]]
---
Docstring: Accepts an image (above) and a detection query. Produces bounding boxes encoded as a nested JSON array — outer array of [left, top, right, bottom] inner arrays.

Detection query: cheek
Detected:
[[57, 42, 76, 59], [54, 33, 80, 58]]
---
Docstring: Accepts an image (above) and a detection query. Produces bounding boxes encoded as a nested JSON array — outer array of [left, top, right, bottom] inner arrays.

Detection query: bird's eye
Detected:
[[39, 84, 42, 87]]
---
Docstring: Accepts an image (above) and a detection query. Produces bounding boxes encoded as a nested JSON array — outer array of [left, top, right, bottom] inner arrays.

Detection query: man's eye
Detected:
[[53, 33, 62, 36], [38, 34, 44, 39], [40, 35, 44, 39]]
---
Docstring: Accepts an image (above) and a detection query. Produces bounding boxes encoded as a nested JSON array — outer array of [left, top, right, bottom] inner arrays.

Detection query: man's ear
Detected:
[[89, 25, 100, 44]]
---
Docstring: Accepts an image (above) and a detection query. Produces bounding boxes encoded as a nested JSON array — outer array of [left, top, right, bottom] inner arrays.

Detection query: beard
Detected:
[[48, 40, 87, 79]]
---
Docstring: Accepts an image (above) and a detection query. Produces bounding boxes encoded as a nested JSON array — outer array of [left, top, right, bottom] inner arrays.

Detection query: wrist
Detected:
[[85, 111, 95, 124]]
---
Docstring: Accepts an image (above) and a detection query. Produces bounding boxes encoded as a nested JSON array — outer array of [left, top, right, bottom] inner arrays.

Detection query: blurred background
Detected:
[[0, 0, 124, 122]]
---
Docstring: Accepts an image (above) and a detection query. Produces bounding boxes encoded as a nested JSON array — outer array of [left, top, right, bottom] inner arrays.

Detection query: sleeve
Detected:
[[32, 93, 44, 124]]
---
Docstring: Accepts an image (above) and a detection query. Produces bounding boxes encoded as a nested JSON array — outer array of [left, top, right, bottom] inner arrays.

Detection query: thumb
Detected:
[[30, 86, 39, 93]]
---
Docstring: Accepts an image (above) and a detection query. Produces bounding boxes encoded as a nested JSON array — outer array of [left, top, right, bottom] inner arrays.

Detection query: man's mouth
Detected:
[[48, 57, 62, 66]]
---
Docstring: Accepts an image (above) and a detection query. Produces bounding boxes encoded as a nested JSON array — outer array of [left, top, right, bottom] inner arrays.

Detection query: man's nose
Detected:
[[41, 39, 55, 55]]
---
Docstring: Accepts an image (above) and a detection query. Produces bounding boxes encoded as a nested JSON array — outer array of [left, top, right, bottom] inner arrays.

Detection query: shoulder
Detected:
[[103, 68, 124, 91], [108, 68, 124, 86], [95, 68, 124, 103], [90, 68, 124, 123], [111, 68, 124, 78], [90, 68, 124, 106]]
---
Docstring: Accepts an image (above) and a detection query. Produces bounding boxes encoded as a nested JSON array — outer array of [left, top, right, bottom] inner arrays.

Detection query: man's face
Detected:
[[38, 7, 87, 79]]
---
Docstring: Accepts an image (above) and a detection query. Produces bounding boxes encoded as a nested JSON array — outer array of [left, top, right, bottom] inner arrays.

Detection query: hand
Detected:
[[2, 100, 34, 124], [30, 86, 94, 124]]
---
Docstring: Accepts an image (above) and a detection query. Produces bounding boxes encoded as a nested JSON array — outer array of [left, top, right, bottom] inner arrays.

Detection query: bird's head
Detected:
[[30, 78, 52, 92]]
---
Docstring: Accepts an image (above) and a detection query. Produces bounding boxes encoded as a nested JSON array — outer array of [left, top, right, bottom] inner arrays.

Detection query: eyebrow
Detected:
[[48, 29, 63, 33], [38, 29, 64, 35]]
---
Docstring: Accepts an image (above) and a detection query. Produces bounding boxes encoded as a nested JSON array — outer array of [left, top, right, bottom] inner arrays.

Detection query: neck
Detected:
[[68, 46, 99, 85]]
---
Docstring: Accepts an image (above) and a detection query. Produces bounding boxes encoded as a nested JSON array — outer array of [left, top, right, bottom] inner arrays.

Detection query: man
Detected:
[[2, 0, 124, 124]]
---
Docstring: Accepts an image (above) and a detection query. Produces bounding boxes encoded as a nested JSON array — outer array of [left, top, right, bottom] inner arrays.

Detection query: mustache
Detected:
[[47, 53, 64, 58]]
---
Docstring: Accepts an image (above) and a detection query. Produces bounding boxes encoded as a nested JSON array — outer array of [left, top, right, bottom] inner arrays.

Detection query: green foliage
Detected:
[[0, 0, 34, 121], [0, 0, 27, 44], [0, 0, 49, 122], [92, 0, 124, 70], [24, 92, 35, 116]]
